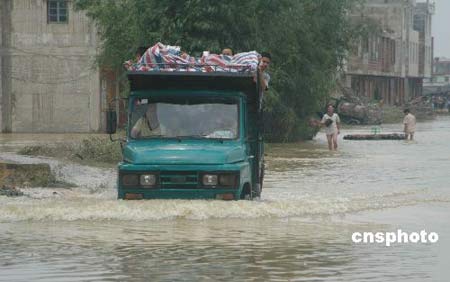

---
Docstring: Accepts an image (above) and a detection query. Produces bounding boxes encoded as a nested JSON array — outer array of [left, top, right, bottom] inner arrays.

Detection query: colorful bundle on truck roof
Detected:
[[124, 42, 260, 73]]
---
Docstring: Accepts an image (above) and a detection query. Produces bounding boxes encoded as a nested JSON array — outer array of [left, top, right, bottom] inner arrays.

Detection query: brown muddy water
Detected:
[[1, 116, 449, 282]]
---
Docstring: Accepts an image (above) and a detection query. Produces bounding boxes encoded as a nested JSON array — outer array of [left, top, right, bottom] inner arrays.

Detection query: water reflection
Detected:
[[0, 220, 362, 282], [1, 217, 441, 282]]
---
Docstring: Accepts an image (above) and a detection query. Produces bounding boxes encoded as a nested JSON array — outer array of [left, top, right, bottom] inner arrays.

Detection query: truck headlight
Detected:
[[140, 174, 156, 186], [219, 174, 237, 186], [122, 174, 139, 186], [202, 174, 218, 186]]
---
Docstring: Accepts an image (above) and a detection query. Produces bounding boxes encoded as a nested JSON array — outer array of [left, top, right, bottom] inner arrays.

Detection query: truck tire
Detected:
[[240, 184, 252, 200], [260, 161, 265, 191], [252, 184, 261, 199]]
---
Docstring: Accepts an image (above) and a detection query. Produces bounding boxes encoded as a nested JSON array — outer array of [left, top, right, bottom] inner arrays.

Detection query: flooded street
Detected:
[[1, 116, 450, 282]]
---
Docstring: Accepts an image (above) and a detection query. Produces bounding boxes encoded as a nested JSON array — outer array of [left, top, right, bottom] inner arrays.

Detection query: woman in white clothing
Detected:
[[321, 105, 341, 150]]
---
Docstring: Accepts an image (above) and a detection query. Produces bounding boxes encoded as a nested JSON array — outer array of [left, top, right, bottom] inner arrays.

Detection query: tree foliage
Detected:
[[75, 0, 358, 142]]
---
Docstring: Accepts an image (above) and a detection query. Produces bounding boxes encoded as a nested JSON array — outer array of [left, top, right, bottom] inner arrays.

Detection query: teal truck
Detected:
[[107, 70, 264, 200]]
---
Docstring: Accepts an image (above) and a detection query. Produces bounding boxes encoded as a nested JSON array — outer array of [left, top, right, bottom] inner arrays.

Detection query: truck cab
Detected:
[[108, 71, 264, 200]]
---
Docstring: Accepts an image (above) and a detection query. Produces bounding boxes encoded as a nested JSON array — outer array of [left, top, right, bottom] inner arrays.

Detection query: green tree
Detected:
[[75, 0, 357, 142]]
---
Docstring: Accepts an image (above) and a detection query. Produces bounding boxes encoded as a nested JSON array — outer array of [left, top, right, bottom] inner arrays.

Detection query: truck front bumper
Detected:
[[119, 188, 238, 200]]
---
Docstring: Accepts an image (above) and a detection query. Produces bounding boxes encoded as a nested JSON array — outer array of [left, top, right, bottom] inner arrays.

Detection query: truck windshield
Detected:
[[129, 98, 239, 140]]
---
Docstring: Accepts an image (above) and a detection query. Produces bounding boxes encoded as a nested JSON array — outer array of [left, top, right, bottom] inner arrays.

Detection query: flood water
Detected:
[[1, 116, 449, 282]]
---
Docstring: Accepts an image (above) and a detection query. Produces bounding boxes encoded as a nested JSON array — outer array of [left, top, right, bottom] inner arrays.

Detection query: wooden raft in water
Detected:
[[343, 133, 406, 140]]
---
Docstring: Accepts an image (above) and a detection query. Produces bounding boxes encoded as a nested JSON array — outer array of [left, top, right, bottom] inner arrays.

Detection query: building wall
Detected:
[[0, 0, 100, 133], [408, 30, 420, 77], [348, 0, 408, 77], [0, 0, 13, 132], [347, 35, 398, 77], [350, 75, 405, 105], [414, 2, 434, 78], [345, 0, 430, 105]]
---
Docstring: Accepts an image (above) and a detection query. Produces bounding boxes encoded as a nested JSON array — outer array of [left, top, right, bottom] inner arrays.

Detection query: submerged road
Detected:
[[0, 116, 449, 281]]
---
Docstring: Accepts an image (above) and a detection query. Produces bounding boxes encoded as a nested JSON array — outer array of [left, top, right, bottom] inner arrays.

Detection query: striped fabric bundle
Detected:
[[124, 42, 260, 73], [139, 43, 197, 71], [201, 51, 259, 72]]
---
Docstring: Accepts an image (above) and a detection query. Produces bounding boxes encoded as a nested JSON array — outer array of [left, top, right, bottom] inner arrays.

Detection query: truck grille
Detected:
[[159, 171, 198, 189]]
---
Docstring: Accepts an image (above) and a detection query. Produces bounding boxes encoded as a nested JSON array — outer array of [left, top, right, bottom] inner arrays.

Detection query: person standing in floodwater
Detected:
[[403, 109, 416, 141], [321, 105, 341, 150]]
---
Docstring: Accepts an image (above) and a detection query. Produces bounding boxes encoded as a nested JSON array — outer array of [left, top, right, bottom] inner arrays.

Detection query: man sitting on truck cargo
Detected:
[[221, 48, 233, 56], [131, 103, 165, 138], [259, 52, 271, 91]]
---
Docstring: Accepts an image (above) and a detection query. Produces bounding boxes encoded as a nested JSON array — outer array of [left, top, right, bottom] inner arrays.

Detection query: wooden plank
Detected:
[[343, 133, 406, 140]]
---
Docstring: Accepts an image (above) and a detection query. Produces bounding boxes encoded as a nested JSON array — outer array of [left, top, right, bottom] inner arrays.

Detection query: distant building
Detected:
[[422, 57, 450, 111], [344, 0, 434, 106], [431, 57, 450, 84], [0, 0, 111, 133], [423, 57, 450, 97]]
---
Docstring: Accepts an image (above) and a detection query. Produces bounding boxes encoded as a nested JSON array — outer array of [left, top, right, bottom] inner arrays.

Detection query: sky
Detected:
[[432, 0, 450, 58]]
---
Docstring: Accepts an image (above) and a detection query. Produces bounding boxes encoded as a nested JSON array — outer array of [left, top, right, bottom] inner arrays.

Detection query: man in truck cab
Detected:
[[130, 103, 166, 138]]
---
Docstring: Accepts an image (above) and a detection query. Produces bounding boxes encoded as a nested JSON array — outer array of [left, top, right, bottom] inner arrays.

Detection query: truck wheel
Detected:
[[260, 162, 265, 191], [251, 184, 261, 200], [240, 184, 252, 200]]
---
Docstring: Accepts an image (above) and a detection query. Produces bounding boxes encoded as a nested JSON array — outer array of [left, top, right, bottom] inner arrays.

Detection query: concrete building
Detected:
[[414, 1, 434, 78], [431, 58, 450, 84], [422, 58, 450, 111], [345, 0, 434, 106], [0, 0, 102, 133], [423, 57, 450, 96]]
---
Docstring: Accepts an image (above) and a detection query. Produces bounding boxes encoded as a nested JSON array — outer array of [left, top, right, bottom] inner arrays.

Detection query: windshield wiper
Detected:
[[173, 134, 209, 139], [138, 135, 165, 139], [173, 135, 232, 144]]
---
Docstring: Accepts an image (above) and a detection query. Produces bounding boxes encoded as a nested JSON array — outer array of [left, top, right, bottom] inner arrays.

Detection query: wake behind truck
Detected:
[[107, 66, 265, 200]]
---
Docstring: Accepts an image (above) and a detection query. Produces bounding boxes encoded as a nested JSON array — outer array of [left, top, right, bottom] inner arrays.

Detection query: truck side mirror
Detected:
[[106, 110, 117, 134]]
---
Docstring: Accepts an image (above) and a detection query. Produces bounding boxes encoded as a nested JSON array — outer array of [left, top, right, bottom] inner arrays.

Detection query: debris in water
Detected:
[[0, 185, 24, 197]]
